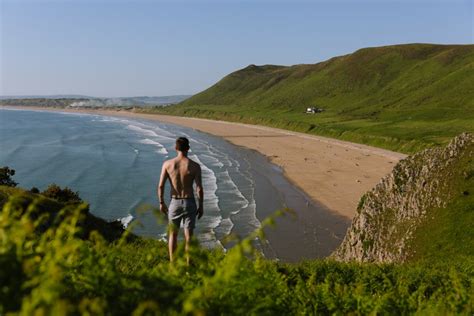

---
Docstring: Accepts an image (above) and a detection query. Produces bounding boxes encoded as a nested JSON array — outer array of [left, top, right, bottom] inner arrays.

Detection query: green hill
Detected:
[[156, 43, 474, 153]]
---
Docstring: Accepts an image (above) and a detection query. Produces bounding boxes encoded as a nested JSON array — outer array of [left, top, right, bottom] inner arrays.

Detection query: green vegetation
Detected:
[[0, 166, 18, 187], [41, 183, 83, 204], [0, 95, 190, 108], [148, 44, 474, 154], [0, 184, 127, 243], [2, 44, 473, 314], [334, 133, 474, 263], [409, 142, 474, 263], [1, 183, 473, 314], [0, 98, 89, 108]]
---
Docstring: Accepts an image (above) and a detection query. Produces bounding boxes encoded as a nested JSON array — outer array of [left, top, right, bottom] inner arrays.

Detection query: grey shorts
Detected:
[[168, 198, 198, 230]]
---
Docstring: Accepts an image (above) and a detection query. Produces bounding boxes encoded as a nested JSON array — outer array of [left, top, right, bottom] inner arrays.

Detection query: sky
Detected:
[[0, 0, 472, 97]]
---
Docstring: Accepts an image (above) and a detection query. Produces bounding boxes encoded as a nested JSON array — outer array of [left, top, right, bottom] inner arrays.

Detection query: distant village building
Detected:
[[306, 107, 324, 114]]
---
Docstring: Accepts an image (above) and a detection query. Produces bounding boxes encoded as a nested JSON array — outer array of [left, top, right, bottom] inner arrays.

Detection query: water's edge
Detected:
[[0, 107, 351, 261]]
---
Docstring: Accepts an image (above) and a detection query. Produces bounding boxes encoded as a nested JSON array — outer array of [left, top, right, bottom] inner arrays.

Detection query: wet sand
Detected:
[[245, 149, 350, 262]]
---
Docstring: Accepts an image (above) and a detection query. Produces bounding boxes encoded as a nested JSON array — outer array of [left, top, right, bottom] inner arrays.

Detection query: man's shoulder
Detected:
[[188, 158, 201, 169], [163, 158, 176, 166]]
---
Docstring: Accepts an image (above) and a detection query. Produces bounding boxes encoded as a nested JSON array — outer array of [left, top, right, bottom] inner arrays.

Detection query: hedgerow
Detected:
[[0, 192, 472, 315]]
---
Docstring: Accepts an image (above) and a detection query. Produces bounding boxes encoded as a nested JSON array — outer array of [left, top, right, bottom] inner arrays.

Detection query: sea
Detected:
[[0, 108, 349, 260]]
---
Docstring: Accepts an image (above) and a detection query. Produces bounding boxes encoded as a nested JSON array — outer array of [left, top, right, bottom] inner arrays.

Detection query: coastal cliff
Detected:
[[333, 133, 474, 263]]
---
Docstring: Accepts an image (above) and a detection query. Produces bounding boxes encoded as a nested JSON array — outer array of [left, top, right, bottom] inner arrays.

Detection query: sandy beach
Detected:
[[2, 106, 406, 219]]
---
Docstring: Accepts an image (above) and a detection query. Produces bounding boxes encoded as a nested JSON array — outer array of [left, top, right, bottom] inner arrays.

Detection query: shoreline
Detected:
[[245, 149, 350, 261], [1, 106, 406, 219]]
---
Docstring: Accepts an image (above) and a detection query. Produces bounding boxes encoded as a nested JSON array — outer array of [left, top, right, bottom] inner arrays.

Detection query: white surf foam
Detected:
[[118, 214, 134, 228], [123, 120, 175, 139], [100, 116, 259, 247], [200, 153, 224, 168], [189, 153, 222, 249], [158, 233, 167, 242], [186, 135, 261, 241], [213, 169, 250, 236], [139, 138, 169, 155], [233, 156, 260, 232], [126, 124, 159, 137]]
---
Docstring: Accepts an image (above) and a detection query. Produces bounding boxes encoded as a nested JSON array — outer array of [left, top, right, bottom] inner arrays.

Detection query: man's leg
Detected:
[[184, 228, 193, 265], [167, 199, 181, 262], [168, 224, 179, 262]]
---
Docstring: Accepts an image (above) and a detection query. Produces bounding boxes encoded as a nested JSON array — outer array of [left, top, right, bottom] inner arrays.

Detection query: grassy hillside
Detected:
[[0, 186, 472, 314], [153, 44, 474, 153], [334, 133, 474, 263], [409, 139, 474, 263]]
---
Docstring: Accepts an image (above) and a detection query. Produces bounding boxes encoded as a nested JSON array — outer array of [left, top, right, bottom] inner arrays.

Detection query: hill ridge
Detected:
[[159, 43, 474, 153]]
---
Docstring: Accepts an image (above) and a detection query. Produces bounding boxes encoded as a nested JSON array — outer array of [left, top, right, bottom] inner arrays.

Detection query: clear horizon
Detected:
[[1, 0, 472, 97]]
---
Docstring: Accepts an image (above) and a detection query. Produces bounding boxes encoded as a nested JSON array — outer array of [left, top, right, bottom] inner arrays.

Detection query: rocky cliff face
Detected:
[[333, 133, 473, 263]]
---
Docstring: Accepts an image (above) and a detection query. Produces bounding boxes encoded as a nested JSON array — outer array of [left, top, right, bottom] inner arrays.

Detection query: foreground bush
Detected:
[[0, 166, 17, 187], [0, 193, 473, 315], [41, 183, 83, 204]]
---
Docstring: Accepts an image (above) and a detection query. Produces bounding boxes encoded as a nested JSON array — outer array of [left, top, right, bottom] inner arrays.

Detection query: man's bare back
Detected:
[[163, 156, 201, 198]]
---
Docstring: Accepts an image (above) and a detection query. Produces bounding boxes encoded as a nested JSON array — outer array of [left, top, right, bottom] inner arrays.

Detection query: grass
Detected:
[[334, 133, 474, 263], [409, 146, 474, 263], [145, 43, 474, 154], [0, 184, 473, 314]]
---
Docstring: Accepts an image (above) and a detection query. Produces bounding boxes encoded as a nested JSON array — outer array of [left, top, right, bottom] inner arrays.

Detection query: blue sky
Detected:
[[1, 0, 472, 97]]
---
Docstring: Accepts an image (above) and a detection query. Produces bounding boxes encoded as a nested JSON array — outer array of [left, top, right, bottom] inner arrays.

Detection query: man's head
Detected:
[[175, 137, 190, 153]]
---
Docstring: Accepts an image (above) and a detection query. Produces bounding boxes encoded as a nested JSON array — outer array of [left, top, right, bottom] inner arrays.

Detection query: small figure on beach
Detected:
[[157, 137, 204, 263]]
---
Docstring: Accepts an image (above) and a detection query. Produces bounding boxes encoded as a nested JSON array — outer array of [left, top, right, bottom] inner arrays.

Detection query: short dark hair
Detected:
[[175, 137, 190, 152]]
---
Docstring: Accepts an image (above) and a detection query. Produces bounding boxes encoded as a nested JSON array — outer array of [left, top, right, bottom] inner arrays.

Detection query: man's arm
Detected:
[[195, 165, 204, 219], [158, 163, 169, 214]]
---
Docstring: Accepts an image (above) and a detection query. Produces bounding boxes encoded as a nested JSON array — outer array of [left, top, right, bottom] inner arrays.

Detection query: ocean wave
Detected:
[[221, 170, 249, 203], [118, 214, 134, 228], [214, 168, 258, 240], [200, 154, 224, 168], [149, 122, 177, 136], [1, 109, 265, 252], [139, 138, 169, 155], [187, 135, 260, 241], [158, 233, 167, 242], [126, 124, 159, 137], [203, 142, 235, 168], [217, 217, 235, 237], [122, 121, 175, 142], [189, 153, 222, 249]]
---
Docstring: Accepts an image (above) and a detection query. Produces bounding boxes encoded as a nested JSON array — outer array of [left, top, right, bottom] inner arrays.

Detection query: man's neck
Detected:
[[177, 151, 188, 158]]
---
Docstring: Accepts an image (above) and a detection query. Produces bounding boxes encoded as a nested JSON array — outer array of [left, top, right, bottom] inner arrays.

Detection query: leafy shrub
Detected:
[[0, 166, 17, 187], [30, 187, 40, 194], [0, 194, 472, 315], [41, 184, 83, 204]]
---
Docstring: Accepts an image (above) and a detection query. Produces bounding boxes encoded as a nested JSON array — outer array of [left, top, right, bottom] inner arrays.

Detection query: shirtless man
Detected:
[[158, 137, 204, 262]]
